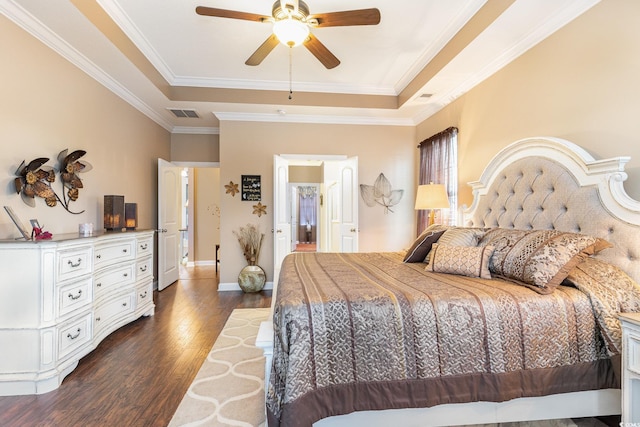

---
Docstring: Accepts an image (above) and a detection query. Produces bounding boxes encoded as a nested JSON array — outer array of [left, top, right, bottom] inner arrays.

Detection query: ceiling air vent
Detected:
[[168, 108, 200, 118]]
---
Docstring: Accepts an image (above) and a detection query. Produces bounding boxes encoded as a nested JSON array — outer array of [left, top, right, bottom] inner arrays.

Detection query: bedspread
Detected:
[[266, 252, 621, 427]]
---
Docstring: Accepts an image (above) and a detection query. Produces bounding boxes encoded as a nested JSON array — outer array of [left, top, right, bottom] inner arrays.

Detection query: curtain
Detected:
[[417, 127, 458, 234]]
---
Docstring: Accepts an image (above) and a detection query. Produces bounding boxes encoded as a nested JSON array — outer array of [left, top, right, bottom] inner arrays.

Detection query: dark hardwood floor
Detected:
[[0, 265, 271, 427]]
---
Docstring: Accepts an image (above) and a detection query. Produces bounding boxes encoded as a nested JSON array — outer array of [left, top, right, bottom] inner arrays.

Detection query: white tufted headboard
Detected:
[[464, 137, 640, 283]]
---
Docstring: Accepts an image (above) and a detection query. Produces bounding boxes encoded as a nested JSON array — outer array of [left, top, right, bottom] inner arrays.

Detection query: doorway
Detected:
[[273, 155, 358, 293], [290, 183, 320, 252], [158, 160, 220, 290]]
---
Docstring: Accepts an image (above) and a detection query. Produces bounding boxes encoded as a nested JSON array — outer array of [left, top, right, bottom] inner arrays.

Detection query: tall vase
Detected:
[[238, 263, 266, 293]]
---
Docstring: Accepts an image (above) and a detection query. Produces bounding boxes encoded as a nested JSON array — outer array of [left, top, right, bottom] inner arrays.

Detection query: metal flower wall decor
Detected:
[[13, 149, 91, 214], [360, 173, 404, 214]]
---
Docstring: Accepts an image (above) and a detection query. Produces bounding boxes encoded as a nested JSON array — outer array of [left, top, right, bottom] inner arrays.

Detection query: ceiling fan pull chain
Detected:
[[289, 46, 293, 100]]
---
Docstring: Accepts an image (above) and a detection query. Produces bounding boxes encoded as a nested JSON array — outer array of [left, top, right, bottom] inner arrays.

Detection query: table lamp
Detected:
[[415, 183, 450, 226]]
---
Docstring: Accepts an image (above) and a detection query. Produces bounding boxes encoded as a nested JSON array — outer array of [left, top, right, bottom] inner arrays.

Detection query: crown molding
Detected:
[[1, 0, 174, 132], [411, 0, 600, 126], [214, 112, 414, 126], [172, 126, 220, 135]]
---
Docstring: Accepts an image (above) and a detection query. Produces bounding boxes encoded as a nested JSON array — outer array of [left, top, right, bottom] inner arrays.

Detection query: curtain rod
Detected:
[[417, 126, 458, 148]]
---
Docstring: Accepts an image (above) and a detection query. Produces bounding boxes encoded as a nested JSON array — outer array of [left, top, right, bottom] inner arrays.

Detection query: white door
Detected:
[[157, 159, 181, 290], [273, 155, 291, 294], [324, 157, 359, 252], [339, 157, 359, 252]]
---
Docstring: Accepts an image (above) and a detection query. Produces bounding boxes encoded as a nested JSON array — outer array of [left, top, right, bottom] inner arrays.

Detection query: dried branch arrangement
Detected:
[[233, 223, 265, 265]]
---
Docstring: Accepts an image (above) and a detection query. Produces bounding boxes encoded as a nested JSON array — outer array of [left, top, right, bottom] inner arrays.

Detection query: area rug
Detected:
[[169, 308, 608, 427], [169, 308, 269, 427]]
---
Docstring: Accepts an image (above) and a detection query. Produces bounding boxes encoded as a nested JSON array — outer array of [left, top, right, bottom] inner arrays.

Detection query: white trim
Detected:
[[411, 0, 601, 126], [194, 260, 215, 266], [172, 76, 398, 96], [1, 0, 174, 132], [213, 112, 414, 126], [96, 0, 177, 84], [172, 126, 220, 135], [218, 281, 274, 292]]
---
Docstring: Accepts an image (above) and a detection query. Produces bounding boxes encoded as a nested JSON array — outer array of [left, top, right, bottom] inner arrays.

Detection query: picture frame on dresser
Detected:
[[3, 206, 30, 240]]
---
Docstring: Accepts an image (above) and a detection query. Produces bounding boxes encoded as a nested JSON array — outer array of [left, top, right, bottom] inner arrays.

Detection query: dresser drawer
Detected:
[[94, 264, 135, 296], [136, 257, 153, 281], [94, 292, 135, 333], [57, 278, 92, 319], [57, 247, 92, 282], [136, 236, 153, 259], [94, 240, 135, 269], [136, 282, 153, 308], [58, 313, 92, 360]]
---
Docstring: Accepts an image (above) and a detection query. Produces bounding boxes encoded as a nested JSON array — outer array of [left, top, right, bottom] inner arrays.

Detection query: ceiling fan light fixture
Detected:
[[273, 18, 309, 47]]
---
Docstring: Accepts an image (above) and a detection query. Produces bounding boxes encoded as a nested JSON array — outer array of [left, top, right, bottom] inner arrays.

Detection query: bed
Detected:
[[258, 137, 640, 427]]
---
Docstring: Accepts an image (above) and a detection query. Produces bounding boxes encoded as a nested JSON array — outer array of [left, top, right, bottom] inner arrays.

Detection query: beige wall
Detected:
[[193, 167, 220, 262], [171, 133, 220, 163], [290, 165, 322, 183], [417, 0, 640, 207], [219, 121, 416, 284], [0, 16, 170, 240]]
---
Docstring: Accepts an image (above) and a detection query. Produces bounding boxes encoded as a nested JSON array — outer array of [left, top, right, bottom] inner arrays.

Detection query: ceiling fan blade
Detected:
[[195, 6, 270, 23], [308, 8, 380, 27], [304, 33, 340, 69], [245, 34, 280, 66]]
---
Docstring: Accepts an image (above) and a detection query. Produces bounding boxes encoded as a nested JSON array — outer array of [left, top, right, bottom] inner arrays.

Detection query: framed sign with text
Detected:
[[241, 175, 261, 201]]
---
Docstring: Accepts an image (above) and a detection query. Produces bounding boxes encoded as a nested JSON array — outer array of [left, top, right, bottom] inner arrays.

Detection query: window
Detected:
[[417, 127, 458, 233]]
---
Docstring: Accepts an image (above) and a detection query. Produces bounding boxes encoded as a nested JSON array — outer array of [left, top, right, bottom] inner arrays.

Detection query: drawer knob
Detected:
[[122, 249, 128, 253], [67, 328, 81, 340], [122, 302, 128, 307], [96, 317, 101, 322], [140, 266, 148, 272], [97, 283, 102, 287], [68, 258, 82, 268], [140, 291, 148, 298], [140, 243, 148, 250], [96, 254, 101, 259], [68, 290, 82, 300], [123, 273, 128, 277]]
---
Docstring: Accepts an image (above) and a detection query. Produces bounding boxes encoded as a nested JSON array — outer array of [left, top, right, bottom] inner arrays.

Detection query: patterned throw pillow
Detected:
[[480, 228, 612, 294], [403, 226, 447, 263], [438, 227, 486, 247], [427, 243, 495, 279]]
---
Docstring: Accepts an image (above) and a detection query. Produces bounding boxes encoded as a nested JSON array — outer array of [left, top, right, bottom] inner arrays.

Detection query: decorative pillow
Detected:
[[422, 227, 487, 264], [437, 227, 487, 247], [480, 228, 612, 294], [563, 257, 640, 354], [427, 243, 495, 279], [403, 227, 446, 263]]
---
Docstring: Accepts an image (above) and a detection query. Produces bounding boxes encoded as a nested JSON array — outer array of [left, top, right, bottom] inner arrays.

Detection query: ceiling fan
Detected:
[[196, 1, 381, 69]]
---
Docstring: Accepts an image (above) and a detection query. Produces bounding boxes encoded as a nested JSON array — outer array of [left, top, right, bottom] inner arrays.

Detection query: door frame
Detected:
[[273, 154, 358, 292], [172, 161, 220, 268]]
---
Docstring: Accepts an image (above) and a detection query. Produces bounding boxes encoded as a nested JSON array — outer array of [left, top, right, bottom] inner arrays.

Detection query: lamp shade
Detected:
[[414, 183, 450, 210], [273, 18, 309, 47]]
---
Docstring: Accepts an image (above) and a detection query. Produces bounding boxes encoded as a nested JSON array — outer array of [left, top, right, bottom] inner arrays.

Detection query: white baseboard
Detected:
[[218, 281, 273, 292]]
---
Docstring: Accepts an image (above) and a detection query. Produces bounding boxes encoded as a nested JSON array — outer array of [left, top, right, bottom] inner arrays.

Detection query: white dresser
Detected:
[[0, 230, 155, 396], [620, 312, 640, 424]]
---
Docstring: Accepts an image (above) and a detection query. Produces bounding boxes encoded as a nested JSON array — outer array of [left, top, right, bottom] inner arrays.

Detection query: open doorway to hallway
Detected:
[[176, 165, 221, 269], [290, 183, 320, 253]]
